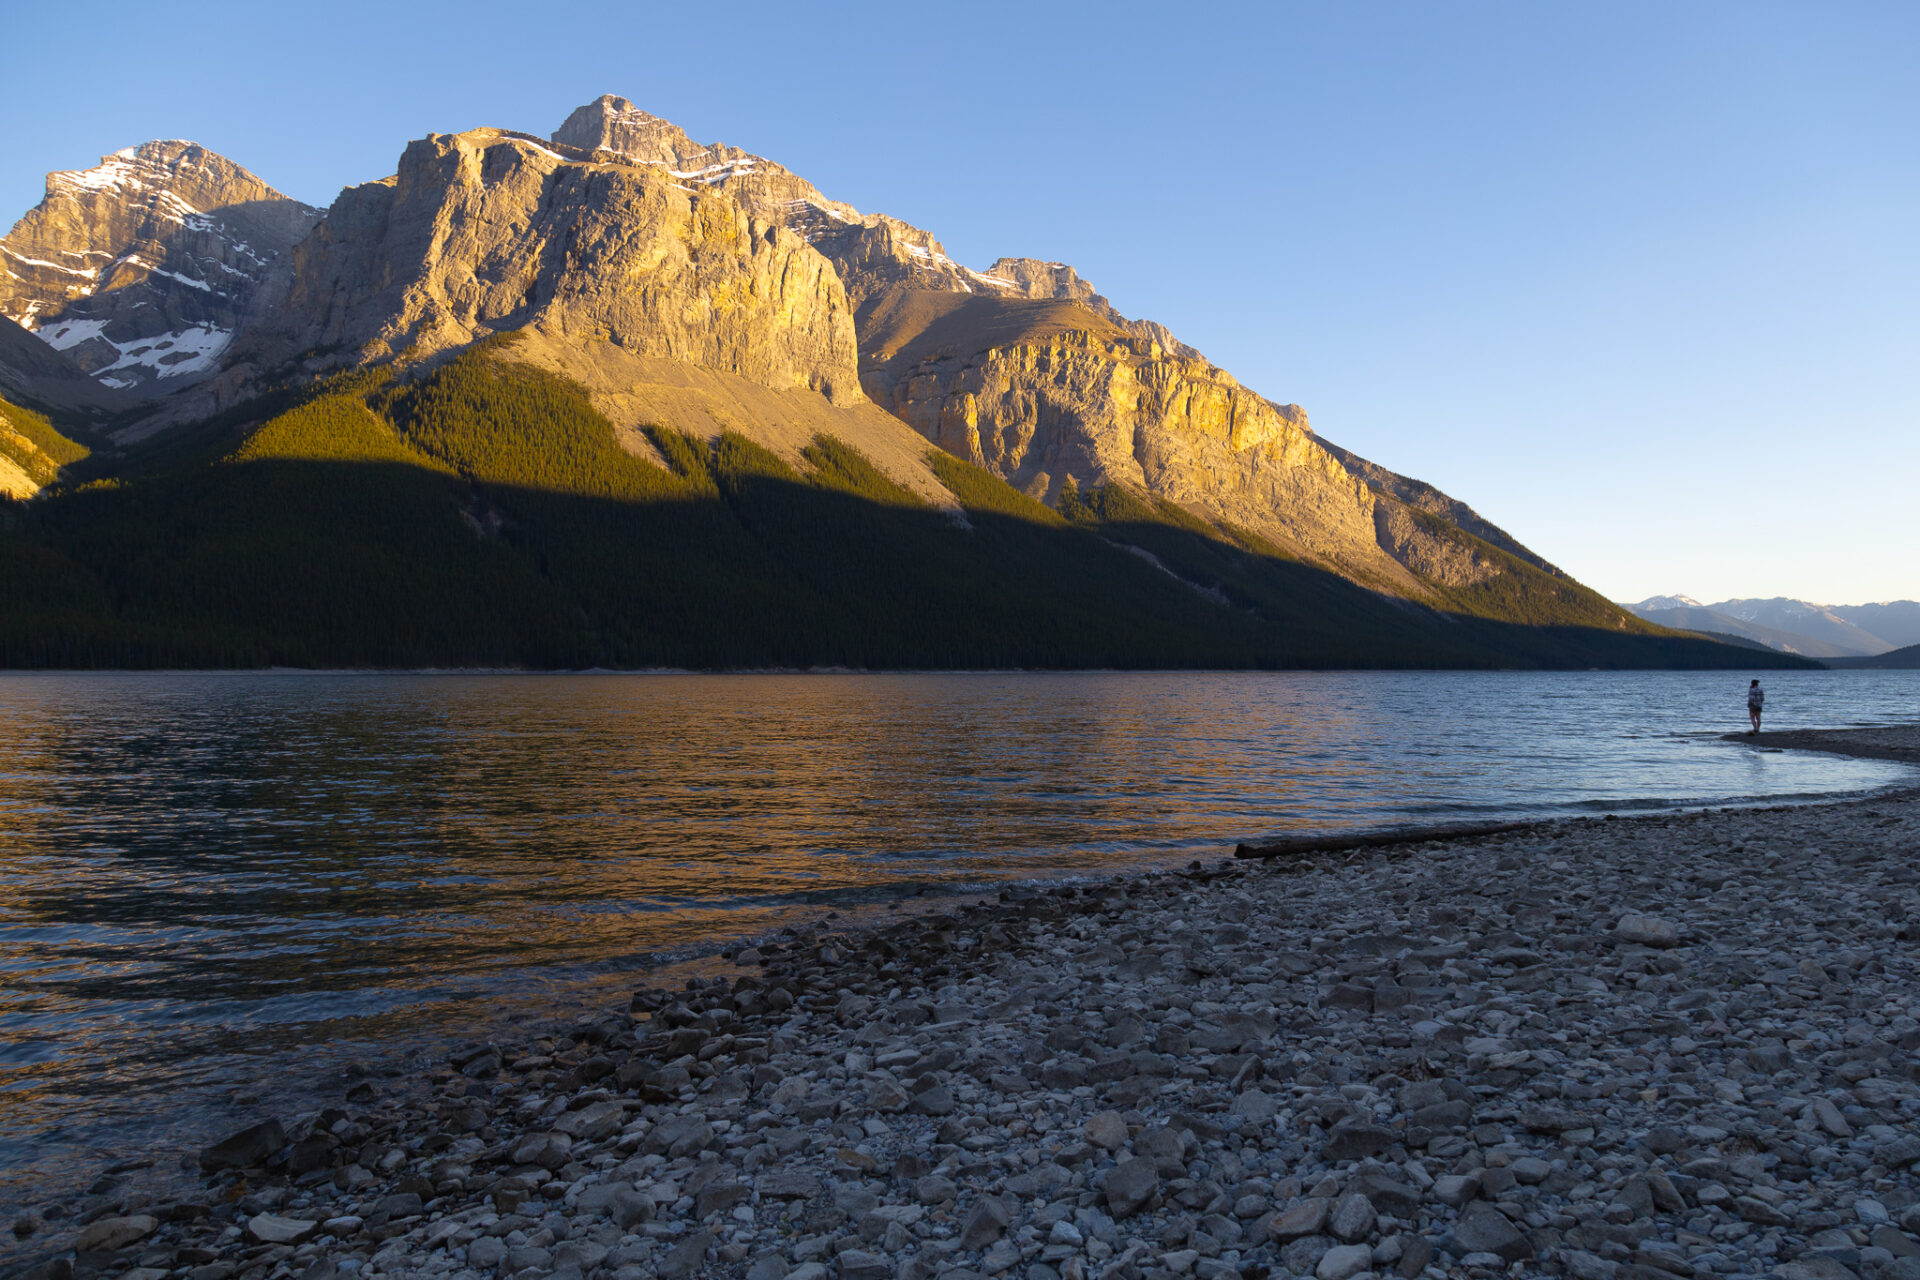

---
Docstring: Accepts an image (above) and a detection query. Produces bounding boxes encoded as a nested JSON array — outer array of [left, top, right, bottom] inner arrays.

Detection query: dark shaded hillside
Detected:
[[0, 348, 1815, 671], [1829, 644, 1920, 670]]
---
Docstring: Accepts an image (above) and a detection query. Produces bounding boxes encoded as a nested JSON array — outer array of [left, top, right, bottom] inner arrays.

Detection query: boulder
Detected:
[[199, 1119, 286, 1171], [642, 1113, 714, 1158], [959, 1196, 1010, 1250], [1085, 1110, 1129, 1150], [695, 1182, 750, 1219], [836, 1250, 891, 1280], [1323, 1122, 1395, 1162], [508, 1131, 572, 1169], [1328, 1192, 1376, 1242], [73, 1214, 157, 1253], [1448, 1204, 1533, 1263], [758, 1170, 825, 1200], [1614, 914, 1681, 948], [658, 1229, 713, 1278], [1263, 1198, 1332, 1240], [1103, 1157, 1160, 1219], [554, 1099, 625, 1141]]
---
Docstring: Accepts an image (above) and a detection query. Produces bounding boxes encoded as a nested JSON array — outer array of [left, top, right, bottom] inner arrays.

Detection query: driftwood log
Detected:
[[1233, 819, 1546, 860]]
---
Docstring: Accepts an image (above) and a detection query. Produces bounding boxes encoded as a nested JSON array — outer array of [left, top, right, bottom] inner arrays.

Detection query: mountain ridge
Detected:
[[0, 98, 1787, 669], [1621, 595, 1920, 657]]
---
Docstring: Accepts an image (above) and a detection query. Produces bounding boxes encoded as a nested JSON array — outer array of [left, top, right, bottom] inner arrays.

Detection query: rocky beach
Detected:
[[9, 727, 1920, 1280]]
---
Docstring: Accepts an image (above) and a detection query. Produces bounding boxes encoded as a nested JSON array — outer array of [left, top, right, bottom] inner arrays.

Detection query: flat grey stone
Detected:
[[1614, 914, 1681, 947], [1316, 1243, 1374, 1280]]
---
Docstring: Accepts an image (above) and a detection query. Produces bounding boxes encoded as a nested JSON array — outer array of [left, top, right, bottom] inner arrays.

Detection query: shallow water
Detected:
[[1, 667, 1914, 1208]]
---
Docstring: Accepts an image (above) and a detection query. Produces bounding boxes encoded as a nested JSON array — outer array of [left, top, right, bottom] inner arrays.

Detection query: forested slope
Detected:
[[0, 345, 1811, 671]]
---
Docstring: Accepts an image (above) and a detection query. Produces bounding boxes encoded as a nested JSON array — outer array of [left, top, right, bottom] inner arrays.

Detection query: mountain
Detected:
[[1621, 599, 1863, 659], [1621, 595, 1920, 658], [231, 125, 971, 505], [215, 105, 1604, 600], [1819, 602, 1920, 651], [1703, 598, 1897, 656], [0, 100, 1800, 671], [0, 141, 319, 398]]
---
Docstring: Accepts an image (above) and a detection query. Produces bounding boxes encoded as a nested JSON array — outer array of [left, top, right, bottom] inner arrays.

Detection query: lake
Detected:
[[1, 668, 1915, 1210]]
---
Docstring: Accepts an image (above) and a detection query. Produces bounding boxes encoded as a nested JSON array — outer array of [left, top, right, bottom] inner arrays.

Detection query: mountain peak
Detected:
[[47, 141, 209, 199], [552, 96, 720, 171], [1, 140, 320, 398]]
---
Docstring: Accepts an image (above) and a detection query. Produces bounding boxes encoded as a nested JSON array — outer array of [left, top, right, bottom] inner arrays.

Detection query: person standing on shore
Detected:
[[1748, 679, 1765, 734]]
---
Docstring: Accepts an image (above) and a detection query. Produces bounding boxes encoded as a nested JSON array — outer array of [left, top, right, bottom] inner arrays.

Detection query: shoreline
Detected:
[[0, 665, 1868, 678], [1727, 727, 1920, 768], [7, 728, 1920, 1280]]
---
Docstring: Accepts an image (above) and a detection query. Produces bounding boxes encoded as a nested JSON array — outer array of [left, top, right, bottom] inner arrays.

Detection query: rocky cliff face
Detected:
[[259, 128, 859, 401], [856, 288, 1410, 583], [0, 142, 319, 393], [552, 99, 1204, 360], [1313, 435, 1559, 575], [544, 98, 1546, 596], [551, 97, 1015, 307]]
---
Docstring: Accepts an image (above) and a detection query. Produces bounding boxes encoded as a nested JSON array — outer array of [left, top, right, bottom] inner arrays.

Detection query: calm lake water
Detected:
[[1, 668, 1915, 1209]]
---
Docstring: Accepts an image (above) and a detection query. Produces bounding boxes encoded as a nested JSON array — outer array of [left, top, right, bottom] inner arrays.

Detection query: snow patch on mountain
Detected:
[[99, 325, 232, 379], [48, 148, 150, 195], [36, 316, 231, 382], [38, 318, 112, 351]]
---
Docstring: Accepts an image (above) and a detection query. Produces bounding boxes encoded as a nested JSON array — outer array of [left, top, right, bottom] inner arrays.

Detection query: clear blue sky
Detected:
[[4, 1, 1915, 604]]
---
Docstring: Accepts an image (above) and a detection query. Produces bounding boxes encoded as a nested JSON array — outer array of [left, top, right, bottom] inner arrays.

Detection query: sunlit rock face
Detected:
[[0, 142, 320, 393], [548, 96, 1551, 595], [551, 95, 982, 308], [857, 291, 1401, 583], [0, 402, 51, 499], [550, 97, 1190, 349], [262, 129, 861, 403]]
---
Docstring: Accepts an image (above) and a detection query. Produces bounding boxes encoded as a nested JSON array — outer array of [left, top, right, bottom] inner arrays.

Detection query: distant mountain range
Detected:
[[0, 98, 1804, 670], [1622, 596, 1920, 659]]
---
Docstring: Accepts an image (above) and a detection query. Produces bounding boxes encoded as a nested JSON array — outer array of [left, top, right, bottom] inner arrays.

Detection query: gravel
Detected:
[[11, 730, 1920, 1280]]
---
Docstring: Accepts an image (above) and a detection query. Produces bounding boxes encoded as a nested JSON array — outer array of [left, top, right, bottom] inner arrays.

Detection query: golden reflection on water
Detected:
[[2, 675, 1367, 1020]]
